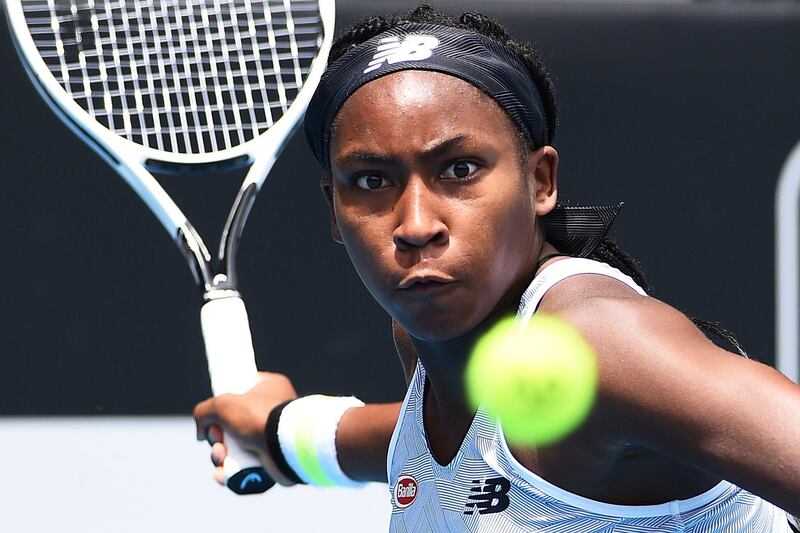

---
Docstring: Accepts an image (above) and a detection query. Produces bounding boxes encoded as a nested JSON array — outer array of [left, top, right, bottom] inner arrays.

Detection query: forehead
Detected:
[[330, 71, 518, 158]]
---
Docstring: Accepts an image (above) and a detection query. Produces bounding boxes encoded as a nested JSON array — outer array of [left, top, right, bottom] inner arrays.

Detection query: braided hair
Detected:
[[326, 4, 746, 357]]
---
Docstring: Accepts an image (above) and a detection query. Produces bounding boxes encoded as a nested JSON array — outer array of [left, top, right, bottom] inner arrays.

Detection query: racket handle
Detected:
[[200, 295, 274, 494]]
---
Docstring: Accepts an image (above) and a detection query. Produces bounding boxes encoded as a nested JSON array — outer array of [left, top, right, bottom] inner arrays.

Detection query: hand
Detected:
[[193, 371, 299, 486]]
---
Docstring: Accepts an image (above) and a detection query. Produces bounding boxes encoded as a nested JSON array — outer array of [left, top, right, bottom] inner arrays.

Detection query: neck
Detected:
[[412, 329, 478, 422]]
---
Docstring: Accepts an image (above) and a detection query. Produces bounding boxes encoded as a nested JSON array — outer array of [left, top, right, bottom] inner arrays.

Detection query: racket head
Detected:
[[5, 0, 334, 239], [5, 0, 334, 168]]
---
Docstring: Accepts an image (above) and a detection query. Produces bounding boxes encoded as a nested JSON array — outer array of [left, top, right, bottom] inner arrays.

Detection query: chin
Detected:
[[394, 310, 482, 343]]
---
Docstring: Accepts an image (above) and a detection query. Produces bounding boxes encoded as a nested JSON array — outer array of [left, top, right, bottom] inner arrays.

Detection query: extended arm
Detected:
[[550, 283, 800, 515], [193, 372, 403, 485], [193, 320, 417, 486]]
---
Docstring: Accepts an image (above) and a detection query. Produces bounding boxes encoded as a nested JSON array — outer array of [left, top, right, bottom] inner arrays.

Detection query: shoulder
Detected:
[[536, 263, 706, 349], [535, 268, 749, 441]]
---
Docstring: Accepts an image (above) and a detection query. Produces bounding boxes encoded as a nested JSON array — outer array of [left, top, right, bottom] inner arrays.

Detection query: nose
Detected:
[[392, 178, 449, 252]]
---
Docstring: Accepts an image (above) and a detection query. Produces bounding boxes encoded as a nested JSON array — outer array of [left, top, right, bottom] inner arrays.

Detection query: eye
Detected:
[[442, 160, 479, 180], [355, 174, 390, 190]]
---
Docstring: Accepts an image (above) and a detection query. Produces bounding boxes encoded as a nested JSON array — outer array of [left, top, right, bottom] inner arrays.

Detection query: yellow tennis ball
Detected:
[[465, 314, 598, 446]]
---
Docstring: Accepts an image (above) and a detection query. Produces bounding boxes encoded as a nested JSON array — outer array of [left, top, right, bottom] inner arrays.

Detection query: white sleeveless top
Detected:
[[386, 258, 790, 532]]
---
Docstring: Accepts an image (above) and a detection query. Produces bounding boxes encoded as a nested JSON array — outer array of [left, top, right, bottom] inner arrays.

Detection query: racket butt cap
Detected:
[[226, 466, 275, 494]]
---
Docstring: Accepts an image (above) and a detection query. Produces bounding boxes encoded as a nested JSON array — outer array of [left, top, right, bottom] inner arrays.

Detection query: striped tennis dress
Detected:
[[386, 258, 790, 532]]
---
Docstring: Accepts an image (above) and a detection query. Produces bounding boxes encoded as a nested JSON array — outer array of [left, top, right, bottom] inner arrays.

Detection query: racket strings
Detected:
[[23, 0, 323, 155]]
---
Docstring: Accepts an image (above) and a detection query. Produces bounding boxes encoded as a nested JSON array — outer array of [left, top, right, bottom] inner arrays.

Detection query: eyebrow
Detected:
[[337, 134, 476, 166]]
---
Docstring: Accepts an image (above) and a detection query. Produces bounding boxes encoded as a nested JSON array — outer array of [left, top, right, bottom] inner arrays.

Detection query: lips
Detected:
[[398, 271, 457, 290]]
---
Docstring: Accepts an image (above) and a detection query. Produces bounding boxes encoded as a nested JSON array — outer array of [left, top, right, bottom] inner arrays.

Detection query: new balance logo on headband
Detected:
[[363, 35, 440, 74]]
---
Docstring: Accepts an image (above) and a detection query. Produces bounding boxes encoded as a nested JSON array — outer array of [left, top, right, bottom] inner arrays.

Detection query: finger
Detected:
[[211, 442, 227, 467], [213, 466, 225, 485], [207, 424, 224, 445]]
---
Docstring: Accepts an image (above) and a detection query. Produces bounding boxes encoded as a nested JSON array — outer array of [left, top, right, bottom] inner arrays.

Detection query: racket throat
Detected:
[[176, 184, 258, 293], [218, 183, 259, 288], [177, 223, 239, 293]]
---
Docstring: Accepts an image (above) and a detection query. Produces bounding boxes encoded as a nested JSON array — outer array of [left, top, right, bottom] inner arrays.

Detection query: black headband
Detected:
[[304, 22, 549, 171]]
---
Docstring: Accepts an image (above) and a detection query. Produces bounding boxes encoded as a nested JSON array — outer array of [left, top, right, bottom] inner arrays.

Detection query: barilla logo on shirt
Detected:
[[394, 475, 418, 508], [363, 35, 440, 74]]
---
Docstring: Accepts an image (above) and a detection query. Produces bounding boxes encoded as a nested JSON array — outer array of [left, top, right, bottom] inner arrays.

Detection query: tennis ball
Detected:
[[465, 314, 598, 446]]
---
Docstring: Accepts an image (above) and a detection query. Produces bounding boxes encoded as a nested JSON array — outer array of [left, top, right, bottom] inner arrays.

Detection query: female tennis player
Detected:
[[194, 5, 800, 530]]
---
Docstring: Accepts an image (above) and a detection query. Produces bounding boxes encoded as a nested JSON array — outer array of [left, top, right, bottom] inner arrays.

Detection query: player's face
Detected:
[[326, 71, 557, 341]]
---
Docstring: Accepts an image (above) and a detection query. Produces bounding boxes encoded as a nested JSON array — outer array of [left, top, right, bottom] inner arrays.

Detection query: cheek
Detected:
[[335, 207, 396, 291], [472, 181, 536, 255], [464, 185, 538, 293], [338, 217, 379, 267]]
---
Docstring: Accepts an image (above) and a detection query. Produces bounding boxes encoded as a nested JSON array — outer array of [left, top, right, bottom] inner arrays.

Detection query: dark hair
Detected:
[[328, 4, 747, 357]]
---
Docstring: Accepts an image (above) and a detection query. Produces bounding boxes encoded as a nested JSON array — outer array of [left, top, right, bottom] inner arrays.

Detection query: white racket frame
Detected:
[[5, 0, 336, 493]]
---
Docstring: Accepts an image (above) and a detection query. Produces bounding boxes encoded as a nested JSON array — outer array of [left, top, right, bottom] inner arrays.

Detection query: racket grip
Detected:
[[200, 295, 274, 494]]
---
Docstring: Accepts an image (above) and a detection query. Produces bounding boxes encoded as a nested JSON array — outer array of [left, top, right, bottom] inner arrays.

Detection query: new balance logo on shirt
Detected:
[[463, 477, 511, 515], [363, 34, 440, 74]]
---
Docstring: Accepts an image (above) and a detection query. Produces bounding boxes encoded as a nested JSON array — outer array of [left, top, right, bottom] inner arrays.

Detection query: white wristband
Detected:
[[277, 395, 366, 488]]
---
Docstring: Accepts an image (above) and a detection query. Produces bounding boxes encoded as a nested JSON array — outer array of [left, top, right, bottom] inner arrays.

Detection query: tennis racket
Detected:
[[5, 0, 334, 494]]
